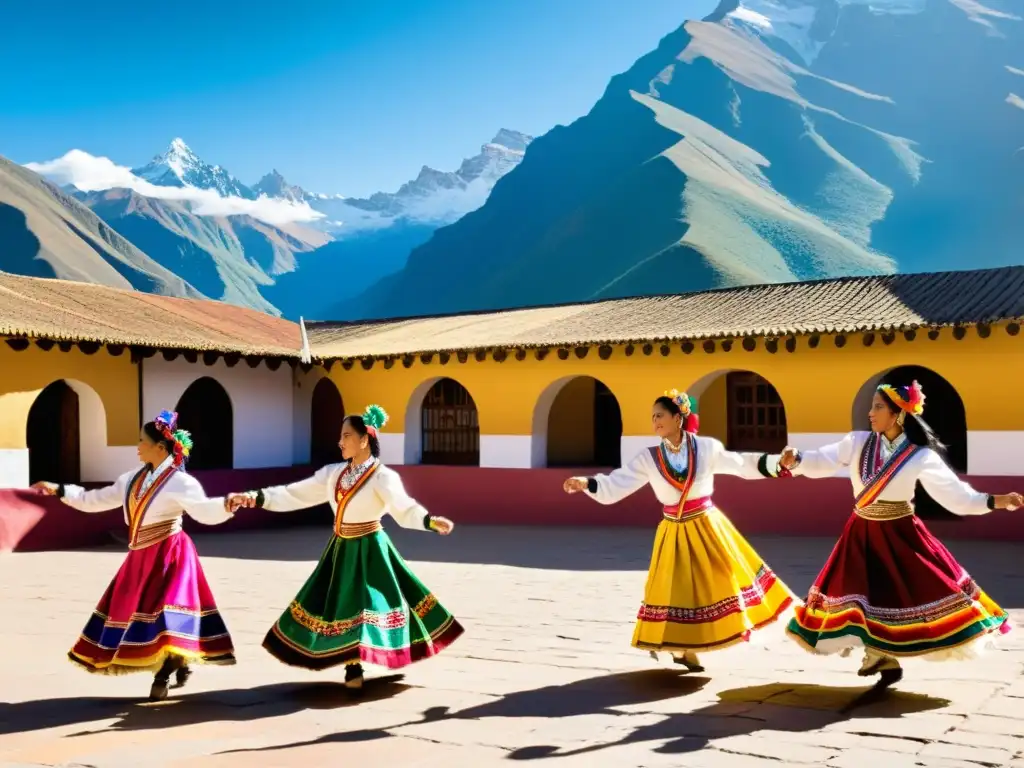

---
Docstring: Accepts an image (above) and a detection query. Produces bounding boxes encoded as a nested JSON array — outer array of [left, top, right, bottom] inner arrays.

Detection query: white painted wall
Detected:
[[967, 431, 1024, 476], [291, 367, 323, 466], [378, 433, 405, 465], [142, 356, 296, 469], [0, 449, 28, 488], [480, 435, 532, 468]]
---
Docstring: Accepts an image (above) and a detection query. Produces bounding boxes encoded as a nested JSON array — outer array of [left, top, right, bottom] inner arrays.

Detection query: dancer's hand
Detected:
[[779, 447, 800, 470], [994, 493, 1024, 511], [226, 493, 256, 513], [563, 477, 588, 494], [430, 516, 454, 535], [31, 481, 58, 495]]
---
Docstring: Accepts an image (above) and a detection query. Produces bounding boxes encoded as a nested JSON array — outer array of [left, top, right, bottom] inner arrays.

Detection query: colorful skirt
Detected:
[[787, 512, 1011, 659], [632, 498, 794, 653], [68, 531, 236, 674], [263, 528, 464, 670]]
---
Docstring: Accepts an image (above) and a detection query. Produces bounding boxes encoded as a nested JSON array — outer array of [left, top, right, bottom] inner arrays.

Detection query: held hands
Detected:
[[429, 516, 454, 535], [779, 447, 800, 471], [31, 481, 58, 495], [994, 493, 1024, 511], [225, 492, 258, 514], [563, 477, 588, 494]]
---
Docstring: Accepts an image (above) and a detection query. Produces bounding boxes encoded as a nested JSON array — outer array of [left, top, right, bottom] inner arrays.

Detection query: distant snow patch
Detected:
[[948, 0, 1021, 32], [26, 150, 324, 227], [1008, 65, 1024, 76], [1008, 93, 1024, 109]]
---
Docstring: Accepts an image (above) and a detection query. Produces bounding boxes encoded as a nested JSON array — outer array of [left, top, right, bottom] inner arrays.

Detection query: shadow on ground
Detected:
[[215, 668, 950, 759], [0, 676, 407, 736]]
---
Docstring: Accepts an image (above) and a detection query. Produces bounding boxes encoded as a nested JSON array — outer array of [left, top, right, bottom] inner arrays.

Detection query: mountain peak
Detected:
[[253, 169, 308, 203], [132, 139, 255, 200], [168, 137, 191, 154], [490, 129, 533, 152]]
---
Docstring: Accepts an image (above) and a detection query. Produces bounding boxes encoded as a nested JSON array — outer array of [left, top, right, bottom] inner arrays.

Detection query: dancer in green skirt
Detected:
[[227, 404, 462, 689]]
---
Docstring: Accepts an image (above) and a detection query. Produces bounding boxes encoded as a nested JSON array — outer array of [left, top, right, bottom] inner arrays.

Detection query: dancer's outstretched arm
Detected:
[[780, 432, 858, 479], [564, 451, 650, 505], [230, 465, 333, 513], [377, 470, 453, 534], [176, 474, 236, 525], [32, 478, 125, 513], [707, 438, 785, 480], [917, 452, 1023, 515]]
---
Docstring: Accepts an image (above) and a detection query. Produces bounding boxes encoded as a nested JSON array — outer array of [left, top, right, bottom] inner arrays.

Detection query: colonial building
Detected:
[[1, 266, 1022, 549]]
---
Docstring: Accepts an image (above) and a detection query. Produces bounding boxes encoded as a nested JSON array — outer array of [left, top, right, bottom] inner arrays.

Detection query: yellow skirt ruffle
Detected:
[[631, 509, 794, 653]]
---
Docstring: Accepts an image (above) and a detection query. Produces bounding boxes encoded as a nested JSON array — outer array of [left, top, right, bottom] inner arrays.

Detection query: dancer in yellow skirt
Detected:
[[564, 389, 793, 671]]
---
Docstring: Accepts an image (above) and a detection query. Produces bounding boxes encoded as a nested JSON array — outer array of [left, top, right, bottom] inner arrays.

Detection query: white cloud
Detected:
[[25, 149, 325, 227]]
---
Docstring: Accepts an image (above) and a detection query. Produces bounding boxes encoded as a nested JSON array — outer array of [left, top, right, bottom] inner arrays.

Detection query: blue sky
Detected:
[[0, 0, 712, 196]]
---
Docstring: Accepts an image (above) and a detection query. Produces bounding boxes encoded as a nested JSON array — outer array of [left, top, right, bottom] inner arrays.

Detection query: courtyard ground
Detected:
[[1, 524, 1023, 767]]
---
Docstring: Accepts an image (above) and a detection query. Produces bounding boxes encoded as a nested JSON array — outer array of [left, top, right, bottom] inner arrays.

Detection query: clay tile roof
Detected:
[[0, 272, 301, 356], [307, 266, 1024, 358]]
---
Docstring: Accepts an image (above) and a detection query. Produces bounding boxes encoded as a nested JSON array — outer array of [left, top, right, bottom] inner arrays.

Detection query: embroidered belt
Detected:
[[336, 520, 383, 539], [129, 518, 181, 550], [662, 496, 713, 523], [854, 500, 915, 521]]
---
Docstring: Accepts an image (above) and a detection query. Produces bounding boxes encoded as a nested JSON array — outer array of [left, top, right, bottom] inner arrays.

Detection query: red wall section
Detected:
[[2, 465, 1021, 552]]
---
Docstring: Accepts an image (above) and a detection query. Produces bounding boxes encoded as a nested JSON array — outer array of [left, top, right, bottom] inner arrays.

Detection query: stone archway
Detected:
[[404, 377, 479, 466], [532, 376, 623, 468], [310, 377, 344, 466], [175, 376, 234, 470], [26, 381, 80, 484]]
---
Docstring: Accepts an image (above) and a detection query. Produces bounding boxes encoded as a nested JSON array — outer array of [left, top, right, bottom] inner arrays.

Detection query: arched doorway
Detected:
[[26, 380, 80, 484], [175, 377, 233, 470], [853, 366, 967, 520], [723, 372, 787, 452], [420, 378, 479, 466], [310, 377, 344, 465], [542, 377, 622, 467]]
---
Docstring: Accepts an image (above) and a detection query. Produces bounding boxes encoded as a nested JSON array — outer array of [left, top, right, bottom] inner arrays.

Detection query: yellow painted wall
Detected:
[[0, 344, 138, 449], [547, 376, 596, 465], [327, 325, 1023, 436]]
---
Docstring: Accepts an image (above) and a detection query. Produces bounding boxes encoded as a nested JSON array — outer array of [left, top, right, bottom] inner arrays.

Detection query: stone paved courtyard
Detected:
[[2, 524, 1024, 767]]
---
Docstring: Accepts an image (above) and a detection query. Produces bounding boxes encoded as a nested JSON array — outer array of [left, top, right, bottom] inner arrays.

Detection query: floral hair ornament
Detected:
[[663, 388, 700, 434], [154, 409, 193, 468], [362, 404, 389, 438], [878, 381, 926, 417]]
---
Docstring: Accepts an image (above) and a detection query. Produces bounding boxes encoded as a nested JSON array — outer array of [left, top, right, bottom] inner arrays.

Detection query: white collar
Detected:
[[148, 453, 176, 477], [880, 432, 907, 451]]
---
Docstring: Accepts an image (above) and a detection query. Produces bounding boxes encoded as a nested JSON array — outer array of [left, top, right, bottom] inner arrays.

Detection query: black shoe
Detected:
[[344, 663, 364, 690], [174, 665, 192, 689], [672, 653, 705, 673], [875, 667, 903, 690], [149, 677, 169, 702]]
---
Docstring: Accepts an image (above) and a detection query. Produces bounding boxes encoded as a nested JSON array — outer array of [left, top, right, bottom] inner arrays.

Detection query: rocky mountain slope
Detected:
[[347, 0, 1023, 320], [0, 156, 202, 298]]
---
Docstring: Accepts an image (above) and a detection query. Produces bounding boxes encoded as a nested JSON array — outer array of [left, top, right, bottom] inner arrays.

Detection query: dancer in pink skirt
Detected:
[[33, 410, 237, 701]]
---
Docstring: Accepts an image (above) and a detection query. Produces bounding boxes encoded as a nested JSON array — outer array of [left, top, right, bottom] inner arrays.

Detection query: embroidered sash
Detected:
[[124, 465, 178, 547], [649, 433, 698, 519], [854, 433, 922, 509], [333, 462, 380, 537]]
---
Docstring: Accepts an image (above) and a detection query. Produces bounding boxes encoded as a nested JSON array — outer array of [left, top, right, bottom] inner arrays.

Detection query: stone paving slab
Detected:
[[1, 525, 1023, 767]]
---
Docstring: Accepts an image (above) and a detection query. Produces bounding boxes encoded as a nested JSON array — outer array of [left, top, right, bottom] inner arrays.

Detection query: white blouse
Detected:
[[259, 462, 431, 530], [59, 455, 233, 527], [586, 436, 772, 506], [792, 431, 990, 516]]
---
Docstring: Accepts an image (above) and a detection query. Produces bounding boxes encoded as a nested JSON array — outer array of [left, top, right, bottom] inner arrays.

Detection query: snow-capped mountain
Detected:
[[343, 129, 534, 220], [132, 138, 257, 200], [252, 170, 312, 203]]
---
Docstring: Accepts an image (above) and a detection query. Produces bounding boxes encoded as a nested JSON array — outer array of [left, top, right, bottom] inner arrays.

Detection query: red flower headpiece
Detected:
[[878, 381, 926, 416], [154, 409, 193, 467]]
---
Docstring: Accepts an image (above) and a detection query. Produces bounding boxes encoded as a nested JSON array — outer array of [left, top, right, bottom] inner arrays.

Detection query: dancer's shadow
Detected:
[[0, 676, 407, 736], [507, 680, 952, 760], [216, 671, 951, 759], [218, 668, 711, 755]]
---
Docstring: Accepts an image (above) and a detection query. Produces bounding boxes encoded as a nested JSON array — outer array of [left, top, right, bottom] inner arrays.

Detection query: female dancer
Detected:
[[563, 389, 793, 672], [780, 381, 1022, 686], [227, 404, 463, 690], [32, 410, 237, 701]]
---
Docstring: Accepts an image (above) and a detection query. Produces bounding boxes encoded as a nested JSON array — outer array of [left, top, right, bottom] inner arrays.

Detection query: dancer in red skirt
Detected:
[[32, 410, 237, 701], [779, 381, 1022, 687]]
